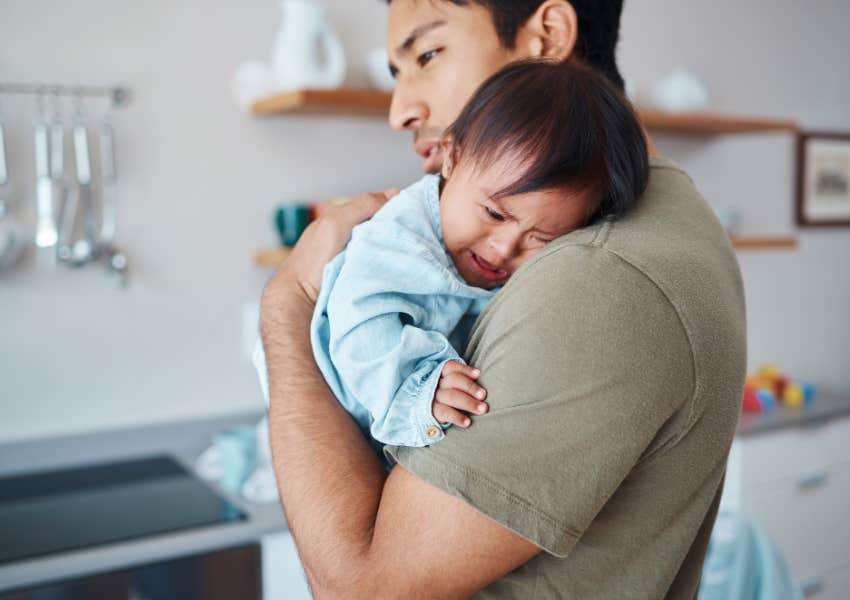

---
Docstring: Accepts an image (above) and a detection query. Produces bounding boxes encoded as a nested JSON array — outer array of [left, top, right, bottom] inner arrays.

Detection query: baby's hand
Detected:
[[432, 361, 489, 428]]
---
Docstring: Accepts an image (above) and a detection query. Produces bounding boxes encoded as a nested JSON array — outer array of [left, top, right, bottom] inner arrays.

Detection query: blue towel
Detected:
[[700, 511, 802, 600]]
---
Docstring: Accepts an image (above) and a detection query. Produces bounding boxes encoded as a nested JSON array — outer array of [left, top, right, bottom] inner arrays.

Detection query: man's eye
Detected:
[[388, 65, 399, 79], [485, 207, 505, 221], [417, 49, 440, 67]]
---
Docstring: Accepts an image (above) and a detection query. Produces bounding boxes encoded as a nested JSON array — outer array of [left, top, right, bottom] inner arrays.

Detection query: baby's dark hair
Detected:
[[445, 60, 649, 222]]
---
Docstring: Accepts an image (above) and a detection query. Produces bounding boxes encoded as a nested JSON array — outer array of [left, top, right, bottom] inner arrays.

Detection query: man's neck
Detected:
[[643, 127, 661, 158]]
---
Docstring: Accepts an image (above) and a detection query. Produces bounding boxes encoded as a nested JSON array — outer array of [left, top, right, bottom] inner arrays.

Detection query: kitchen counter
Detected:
[[0, 411, 285, 593], [736, 390, 850, 437], [3, 391, 848, 592]]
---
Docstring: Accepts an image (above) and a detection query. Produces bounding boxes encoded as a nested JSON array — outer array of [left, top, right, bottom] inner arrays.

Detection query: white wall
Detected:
[[1, 0, 848, 443]]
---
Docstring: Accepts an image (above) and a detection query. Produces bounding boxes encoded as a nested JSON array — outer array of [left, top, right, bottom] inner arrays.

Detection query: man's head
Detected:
[[385, 0, 626, 172]]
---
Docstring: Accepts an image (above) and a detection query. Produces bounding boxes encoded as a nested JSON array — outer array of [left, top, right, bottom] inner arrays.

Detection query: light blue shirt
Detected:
[[253, 175, 494, 448], [311, 174, 494, 447]]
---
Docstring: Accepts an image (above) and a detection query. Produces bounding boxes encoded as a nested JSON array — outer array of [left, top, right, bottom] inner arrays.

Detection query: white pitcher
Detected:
[[270, 0, 346, 91]]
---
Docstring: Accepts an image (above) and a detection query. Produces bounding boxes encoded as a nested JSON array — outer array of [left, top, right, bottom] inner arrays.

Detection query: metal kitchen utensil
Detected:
[[72, 120, 97, 257], [0, 117, 25, 273], [98, 121, 116, 246], [58, 113, 99, 267], [34, 102, 57, 248], [96, 118, 129, 287], [0, 113, 7, 186], [49, 95, 67, 196]]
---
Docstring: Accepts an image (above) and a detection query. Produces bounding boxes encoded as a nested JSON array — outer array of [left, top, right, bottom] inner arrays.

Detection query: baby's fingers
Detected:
[[433, 402, 473, 428], [439, 372, 487, 401], [435, 389, 489, 416], [441, 361, 480, 380]]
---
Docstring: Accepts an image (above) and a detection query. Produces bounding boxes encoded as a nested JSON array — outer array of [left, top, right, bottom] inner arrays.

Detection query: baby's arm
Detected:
[[432, 361, 489, 428], [326, 230, 485, 446]]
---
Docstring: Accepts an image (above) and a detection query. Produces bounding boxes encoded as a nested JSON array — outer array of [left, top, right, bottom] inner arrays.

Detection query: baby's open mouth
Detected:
[[470, 252, 509, 281]]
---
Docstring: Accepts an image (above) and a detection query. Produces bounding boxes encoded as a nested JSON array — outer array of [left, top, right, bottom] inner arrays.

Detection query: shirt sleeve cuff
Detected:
[[413, 357, 464, 445]]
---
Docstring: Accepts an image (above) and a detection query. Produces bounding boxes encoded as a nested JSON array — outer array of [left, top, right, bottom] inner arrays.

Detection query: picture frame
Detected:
[[796, 131, 850, 227]]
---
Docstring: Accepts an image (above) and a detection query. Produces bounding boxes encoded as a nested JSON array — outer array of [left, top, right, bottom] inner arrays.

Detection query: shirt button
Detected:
[[425, 426, 441, 440]]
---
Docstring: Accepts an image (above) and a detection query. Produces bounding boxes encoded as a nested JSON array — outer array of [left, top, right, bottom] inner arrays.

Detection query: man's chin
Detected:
[[422, 150, 443, 174]]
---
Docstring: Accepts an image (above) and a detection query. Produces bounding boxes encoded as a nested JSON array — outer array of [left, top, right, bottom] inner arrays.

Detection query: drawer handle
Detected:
[[801, 576, 825, 597], [797, 472, 829, 491]]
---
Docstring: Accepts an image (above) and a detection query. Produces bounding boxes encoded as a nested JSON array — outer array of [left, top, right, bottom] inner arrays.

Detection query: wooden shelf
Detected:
[[251, 88, 390, 117], [639, 109, 798, 135], [249, 88, 799, 134], [730, 236, 798, 250], [254, 247, 291, 268]]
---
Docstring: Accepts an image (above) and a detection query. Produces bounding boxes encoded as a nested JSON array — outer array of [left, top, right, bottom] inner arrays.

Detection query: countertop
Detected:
[[736, 390, 850, 437], [0, 411, 285, 593], [2, 390, 848, 592]]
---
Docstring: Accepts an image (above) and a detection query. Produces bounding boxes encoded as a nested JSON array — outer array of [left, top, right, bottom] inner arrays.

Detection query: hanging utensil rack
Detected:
[[0, 82, 132, 286], [0, 82, 130, 107]]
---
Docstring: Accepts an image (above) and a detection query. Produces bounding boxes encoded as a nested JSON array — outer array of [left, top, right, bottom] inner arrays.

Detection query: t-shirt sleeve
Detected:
[[383, 244, 695, 557]]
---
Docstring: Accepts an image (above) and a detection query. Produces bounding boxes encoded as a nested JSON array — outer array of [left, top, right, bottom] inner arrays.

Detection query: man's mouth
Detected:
[[468, 251, 509, 282], [414, 139, 441, 174]]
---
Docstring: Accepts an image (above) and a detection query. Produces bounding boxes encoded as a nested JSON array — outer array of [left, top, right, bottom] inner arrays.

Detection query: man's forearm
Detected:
[[261, 282, 388, 594]]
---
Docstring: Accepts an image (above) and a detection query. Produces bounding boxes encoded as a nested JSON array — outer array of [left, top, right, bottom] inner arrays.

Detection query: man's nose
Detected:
[[388, 83, 429, 131]]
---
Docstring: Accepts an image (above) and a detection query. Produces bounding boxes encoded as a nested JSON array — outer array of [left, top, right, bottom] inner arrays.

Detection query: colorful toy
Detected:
[[741, 365, 816, 414]]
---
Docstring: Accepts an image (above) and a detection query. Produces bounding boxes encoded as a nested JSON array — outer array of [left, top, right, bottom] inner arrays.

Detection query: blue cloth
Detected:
[[700, 511, 802, 600], [310, 174, 494, 448]]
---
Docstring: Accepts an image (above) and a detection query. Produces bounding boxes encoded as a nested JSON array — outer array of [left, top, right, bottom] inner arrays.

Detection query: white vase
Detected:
[[270, 0, 346, 91]]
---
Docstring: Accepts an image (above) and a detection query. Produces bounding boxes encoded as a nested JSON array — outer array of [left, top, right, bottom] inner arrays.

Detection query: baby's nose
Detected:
[[488, 235, 519, 263]]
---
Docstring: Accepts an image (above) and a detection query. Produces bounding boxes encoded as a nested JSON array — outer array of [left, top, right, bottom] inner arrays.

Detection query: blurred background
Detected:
[[1, 0, 848, 598]]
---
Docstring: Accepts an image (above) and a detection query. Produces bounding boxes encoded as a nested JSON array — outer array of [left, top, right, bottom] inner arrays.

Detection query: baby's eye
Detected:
[[485, 207, 505, 221]]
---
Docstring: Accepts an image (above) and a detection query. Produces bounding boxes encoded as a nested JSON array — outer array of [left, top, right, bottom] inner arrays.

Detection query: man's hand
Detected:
[[433, 360, 489, 427], [262, 189, 399, 311]]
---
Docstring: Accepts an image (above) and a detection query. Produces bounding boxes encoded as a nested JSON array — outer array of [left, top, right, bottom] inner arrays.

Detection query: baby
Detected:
[[258, 60, 649, 459]]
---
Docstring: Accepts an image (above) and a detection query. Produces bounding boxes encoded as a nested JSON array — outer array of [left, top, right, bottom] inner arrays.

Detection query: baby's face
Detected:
[[439, 151, 592, 289]]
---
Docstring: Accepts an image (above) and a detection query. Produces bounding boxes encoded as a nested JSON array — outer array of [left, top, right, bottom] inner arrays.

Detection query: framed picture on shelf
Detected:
[[796, 131, 850, 226]]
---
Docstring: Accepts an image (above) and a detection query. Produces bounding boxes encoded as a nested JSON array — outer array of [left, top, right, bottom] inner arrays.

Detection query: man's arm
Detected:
[[261, 195, 540, 599]]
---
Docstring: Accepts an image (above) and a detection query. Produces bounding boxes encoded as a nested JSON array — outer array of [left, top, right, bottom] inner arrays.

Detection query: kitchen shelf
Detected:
[[254, 247, 292, 268], [729, 236, 798, 250], [254, 236, 798, 267], [638, 109, 798, 135], [251, 88, 390, 117], [249, 88, 800, 135]]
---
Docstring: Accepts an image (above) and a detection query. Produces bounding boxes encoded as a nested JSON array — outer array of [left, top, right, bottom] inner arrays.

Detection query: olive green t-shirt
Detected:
[[384, 157, 747, 599]]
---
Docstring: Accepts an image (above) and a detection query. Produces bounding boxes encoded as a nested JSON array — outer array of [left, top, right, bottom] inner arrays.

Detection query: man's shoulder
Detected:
[[361, 174, 442, 244], [499, 156, 744, 338], [471, 156, 746, 428]]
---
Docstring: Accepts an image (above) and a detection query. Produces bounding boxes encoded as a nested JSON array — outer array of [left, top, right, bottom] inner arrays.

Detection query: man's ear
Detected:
[[440, 137, 455, 179], [516, 0, 578, 62]]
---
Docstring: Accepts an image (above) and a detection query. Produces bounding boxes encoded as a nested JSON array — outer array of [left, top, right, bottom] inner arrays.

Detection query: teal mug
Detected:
[[275, 204, 313, 248]]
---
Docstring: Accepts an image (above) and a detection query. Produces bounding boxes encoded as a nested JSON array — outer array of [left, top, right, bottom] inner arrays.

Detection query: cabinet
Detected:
[[724, 414, 850, 595]]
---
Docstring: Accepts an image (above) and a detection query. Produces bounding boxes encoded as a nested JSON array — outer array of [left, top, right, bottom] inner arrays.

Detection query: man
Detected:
[[259, 1, 746, 598]]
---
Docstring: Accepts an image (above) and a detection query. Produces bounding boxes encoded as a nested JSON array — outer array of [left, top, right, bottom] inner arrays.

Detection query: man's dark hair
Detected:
[[387, 0, 626, 91], [445, 60, 648, 221]]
